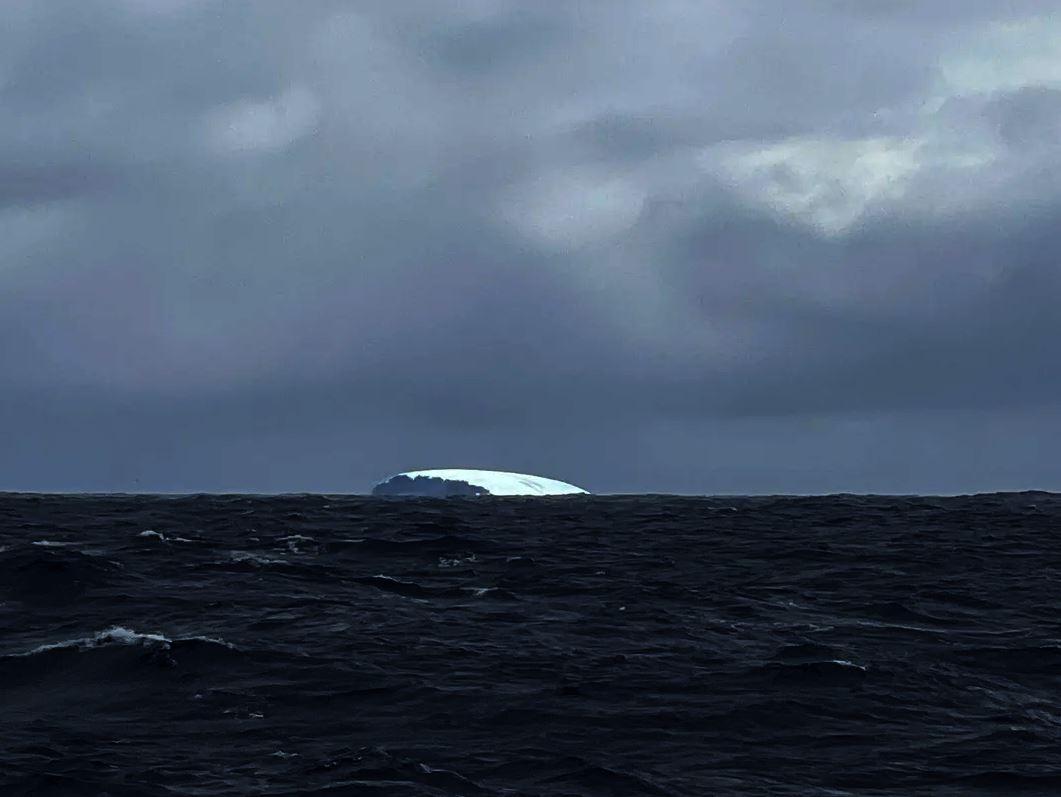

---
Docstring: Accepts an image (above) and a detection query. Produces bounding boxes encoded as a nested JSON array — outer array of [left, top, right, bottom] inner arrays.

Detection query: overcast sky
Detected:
[[2, 1, 1060, 494]]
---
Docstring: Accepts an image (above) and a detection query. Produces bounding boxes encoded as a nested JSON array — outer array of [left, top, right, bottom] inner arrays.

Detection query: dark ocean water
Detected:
[[3, 492, 1061, 796]]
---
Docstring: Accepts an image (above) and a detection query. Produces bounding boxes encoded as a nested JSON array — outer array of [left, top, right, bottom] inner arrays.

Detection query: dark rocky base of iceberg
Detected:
[[372, 474, 487, 497], [3, 491, 1061, 795]]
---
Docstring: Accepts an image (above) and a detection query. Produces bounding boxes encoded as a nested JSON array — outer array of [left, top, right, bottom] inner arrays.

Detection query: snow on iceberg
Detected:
[[371, 469, 589, 497]]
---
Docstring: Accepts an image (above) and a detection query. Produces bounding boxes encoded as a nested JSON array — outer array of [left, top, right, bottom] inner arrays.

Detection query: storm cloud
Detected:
[[2, 1, 1060, 493]]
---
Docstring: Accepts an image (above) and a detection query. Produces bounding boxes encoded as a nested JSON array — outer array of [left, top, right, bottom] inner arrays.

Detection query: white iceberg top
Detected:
[[372, 468, 588, 497]]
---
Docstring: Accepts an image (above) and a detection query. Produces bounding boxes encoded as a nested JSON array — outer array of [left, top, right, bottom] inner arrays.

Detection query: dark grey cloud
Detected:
[[2, 1, 1060, 493], [421, 8, 569, 74], [0, 163, 119, 208]]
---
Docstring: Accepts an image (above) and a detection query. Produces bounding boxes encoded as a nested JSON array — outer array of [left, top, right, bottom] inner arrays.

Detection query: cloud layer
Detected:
[[3, 1, 1060, 493]]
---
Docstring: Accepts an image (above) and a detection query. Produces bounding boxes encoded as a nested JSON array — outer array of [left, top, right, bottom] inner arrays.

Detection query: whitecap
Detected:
[[10, 626, 237, 657], [830, 659, 868, 671], [438, 553, 477, 568], [229, 551, 286, 566], [279, 534, 315, 553], [15, 626, 172, 656]]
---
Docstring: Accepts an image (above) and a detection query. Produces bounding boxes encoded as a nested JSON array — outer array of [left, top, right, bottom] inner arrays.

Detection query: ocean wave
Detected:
[[279, 533, 317, 553], [9, 626, 237, 658], [227, 551, 288, 567], [757, 658, 871, 686], [13, 626, 171, 656], [0, 546, 122, 605], [356, 574, 450, 599], [327, 534, 499, 557], [4, 492, 1061, 794]]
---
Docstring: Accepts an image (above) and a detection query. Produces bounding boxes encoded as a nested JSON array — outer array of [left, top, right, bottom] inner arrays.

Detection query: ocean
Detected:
[[2, 492, 1059, 796]]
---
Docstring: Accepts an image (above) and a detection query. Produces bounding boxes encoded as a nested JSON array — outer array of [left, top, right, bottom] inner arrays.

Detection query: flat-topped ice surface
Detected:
[[372, 468, 589, 497]]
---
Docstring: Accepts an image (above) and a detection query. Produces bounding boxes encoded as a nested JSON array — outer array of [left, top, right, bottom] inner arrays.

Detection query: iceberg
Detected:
[[371, 469, 588, 497]]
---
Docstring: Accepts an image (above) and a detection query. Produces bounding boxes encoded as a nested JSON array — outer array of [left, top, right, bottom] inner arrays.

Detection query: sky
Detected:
[[2, 0, 1060, 494]]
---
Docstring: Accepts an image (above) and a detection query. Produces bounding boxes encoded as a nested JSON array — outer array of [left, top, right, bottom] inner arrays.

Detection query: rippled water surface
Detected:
[[3, 492, 1061, 795]]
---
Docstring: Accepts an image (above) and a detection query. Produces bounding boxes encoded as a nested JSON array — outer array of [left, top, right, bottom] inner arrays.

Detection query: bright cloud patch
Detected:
[[203, 87, 320, 156], [502, 169, 646, 248], [702, 137, 922, 235], [940, 17, 1061, 98]]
